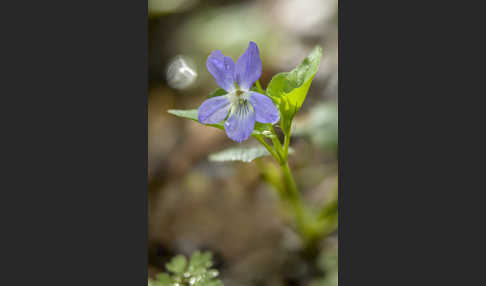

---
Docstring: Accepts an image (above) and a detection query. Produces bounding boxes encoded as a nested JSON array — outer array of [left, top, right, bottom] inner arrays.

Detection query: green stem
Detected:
[[270, 128, 309, 244], [254, 135, 281, 164], [251, 85, 325, 248], [268, 124, 284, 158], [283, 133, 291, 157], [281, 160, 300, 204], [279, 147, 307, 234]]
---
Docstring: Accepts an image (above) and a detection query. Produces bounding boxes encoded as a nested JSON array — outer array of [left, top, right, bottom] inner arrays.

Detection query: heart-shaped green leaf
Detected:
[[266, 46, 322, 135]]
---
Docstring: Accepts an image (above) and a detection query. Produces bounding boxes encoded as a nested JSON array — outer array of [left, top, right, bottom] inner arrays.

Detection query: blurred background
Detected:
[[148, 0, 338, 285]]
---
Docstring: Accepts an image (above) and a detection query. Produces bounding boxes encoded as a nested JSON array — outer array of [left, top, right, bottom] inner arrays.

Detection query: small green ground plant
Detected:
[[149, 251, 222, 286]]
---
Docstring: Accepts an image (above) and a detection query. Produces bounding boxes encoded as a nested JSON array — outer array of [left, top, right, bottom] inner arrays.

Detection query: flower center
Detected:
[[227, 89, 249, 109], [236, 89, 245, 97]]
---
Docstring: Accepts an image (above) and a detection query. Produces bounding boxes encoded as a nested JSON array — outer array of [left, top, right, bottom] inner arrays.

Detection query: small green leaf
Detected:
[[168, 109, 224, 130], [185, 251, 214, 279], [167, 109, 198, 121], [189, 251, 213, 269], [208, 147, 271, 163], [154, 273, 171, 283], [209, 146, 294, 163], [168, 109, 274, 138], [166, 255, 187, 275], [149, 273, 171, 286], [208, 88, 227, 98]]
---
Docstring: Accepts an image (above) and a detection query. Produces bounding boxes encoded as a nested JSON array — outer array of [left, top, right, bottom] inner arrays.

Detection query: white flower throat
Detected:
[[228, 89, 253, 116]]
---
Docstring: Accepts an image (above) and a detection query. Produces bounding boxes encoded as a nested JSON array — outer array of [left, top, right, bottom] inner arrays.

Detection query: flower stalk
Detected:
[[253, 80, 321, 249]]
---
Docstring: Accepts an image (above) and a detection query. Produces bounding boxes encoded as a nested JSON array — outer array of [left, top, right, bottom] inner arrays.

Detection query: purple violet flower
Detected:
[[198, 41, 279, 143]]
